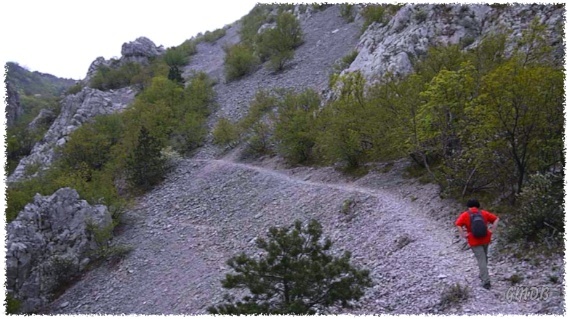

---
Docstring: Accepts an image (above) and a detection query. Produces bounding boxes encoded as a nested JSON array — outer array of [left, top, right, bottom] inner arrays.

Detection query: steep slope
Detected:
[[42, 5, 564, 315], [44, 156, 564, 315], [183, 5, 362, 159]]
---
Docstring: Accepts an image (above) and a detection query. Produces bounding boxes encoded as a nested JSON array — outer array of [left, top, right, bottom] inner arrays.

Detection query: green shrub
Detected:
[[317, 72, 371, 170], [506, 172, 564, 248], [5, 170, 64, 222], [239, 4, 273, 46], [438, 283, 469, 309], [361, 4, 386, 31], [164, 47, 189, 67], [240, 89, 278, 130], [169, 112, 207, 154], [414, 9, 428, 23], [178, 39, 198, 56], [6, 293, 22, 314], [331, 50, 359, 80], [213, 117, 240, 147], [202, 28, 227, 43], [340, 4, 355, 23], [311, 3, 332, 11], [208, 219, 372, 315], [508, 273, 523, 285], [65, 82, 84, 95], [224, 44, 259, 81], [244, 122, 273, 157], [6, 124, 43, 175], [59, 113, 124, 173], [44, 256, 78, 294], [90, 62, 143, 91]]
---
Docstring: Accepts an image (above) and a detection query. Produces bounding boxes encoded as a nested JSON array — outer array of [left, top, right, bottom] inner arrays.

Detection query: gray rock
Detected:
[[121, 36, 164, 58], [348, 4, 564, 84], [6, 188, 112, 313], [8, 86, 136, 182]]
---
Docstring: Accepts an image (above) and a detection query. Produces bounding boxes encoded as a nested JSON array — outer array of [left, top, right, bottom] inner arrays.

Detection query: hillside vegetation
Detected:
[[5, 4, 564, 315], [214, 14, 563, 249], [5, 62, 77, 174]]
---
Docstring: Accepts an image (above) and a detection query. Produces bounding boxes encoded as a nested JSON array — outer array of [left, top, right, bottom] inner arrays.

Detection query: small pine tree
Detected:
[[167, 66, 184, 84], [208, 219, 373, 315], [126, 126, 166, 191]]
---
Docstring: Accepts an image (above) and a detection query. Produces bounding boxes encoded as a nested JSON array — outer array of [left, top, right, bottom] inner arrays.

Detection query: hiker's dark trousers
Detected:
[[471, 244, 490, 285]]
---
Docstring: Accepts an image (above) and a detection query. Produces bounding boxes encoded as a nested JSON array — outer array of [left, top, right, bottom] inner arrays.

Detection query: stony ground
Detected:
[[43, 5, 564, 315], [44, 154, 564, 315]]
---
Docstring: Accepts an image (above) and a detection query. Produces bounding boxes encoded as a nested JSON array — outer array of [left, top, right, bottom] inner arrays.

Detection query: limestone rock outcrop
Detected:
[[83, 37, 164, 83], [5, 188, 112, 313], [121, 36, 165, 63], [348, 4, 564, 82], [8, 86, 136, 182]]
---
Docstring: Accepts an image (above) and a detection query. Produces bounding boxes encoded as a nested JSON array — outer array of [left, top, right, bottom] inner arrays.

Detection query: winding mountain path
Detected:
[[44, 155, 562, 315], [43, 5, 563, 315]]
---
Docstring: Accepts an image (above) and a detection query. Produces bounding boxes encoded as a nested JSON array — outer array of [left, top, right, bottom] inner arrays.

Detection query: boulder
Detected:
[[120, 36, 165, 64], [5, 188, 112, 313]]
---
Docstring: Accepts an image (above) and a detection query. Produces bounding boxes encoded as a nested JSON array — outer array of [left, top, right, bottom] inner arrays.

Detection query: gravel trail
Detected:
[[43, 5, 564, 315], [44, 156, 563, 315]]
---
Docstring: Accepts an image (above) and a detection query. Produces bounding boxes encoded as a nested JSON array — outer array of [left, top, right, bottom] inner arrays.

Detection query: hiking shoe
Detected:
[[483, 282, 491, 290]]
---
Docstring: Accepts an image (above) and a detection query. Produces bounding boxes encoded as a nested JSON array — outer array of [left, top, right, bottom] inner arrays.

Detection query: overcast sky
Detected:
[[0, 1, 526, 81], [0, 0, 263, 80]]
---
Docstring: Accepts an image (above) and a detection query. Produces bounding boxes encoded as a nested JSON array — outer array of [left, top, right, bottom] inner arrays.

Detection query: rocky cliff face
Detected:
[[348, 4, 564, 82], [84, 36, 164, 82], [6, 81, 23, 127], [8, 86, 136, 182], [6, 188, 112, 313]]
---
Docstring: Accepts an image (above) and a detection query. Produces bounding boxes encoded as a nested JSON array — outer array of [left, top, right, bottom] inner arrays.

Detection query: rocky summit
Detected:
[[5, 3, 565, 316]]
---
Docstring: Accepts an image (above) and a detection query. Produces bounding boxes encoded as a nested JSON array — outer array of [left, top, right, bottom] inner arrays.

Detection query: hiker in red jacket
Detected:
[[455, 199, 500, 290]]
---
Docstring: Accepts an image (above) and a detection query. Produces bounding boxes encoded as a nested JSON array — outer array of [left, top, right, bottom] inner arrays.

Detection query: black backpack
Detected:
[[469, 210, 488, 238]]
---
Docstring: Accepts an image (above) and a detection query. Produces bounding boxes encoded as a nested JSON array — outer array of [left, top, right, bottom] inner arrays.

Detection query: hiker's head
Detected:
[[467, 199, 480, 208]]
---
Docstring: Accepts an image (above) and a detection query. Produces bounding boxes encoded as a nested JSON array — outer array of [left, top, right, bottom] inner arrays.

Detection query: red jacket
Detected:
[[455, 207, 498, 247]]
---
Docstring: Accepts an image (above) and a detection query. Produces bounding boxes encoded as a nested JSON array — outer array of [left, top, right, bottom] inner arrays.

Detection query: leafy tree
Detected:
[[256, 12, 304, 71], [273, 89, 320, 164], [126, 126, 166, 191], [467, 60, 563, 199], [361, 4, 386, 31], [208, 219, 372, 315], [317, 72, 372, 169]]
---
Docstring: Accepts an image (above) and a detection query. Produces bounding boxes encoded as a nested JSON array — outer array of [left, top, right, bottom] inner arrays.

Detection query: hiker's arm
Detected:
[[456, 226, 468, 238], [489, 217, 500, 232]]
